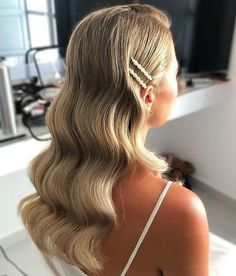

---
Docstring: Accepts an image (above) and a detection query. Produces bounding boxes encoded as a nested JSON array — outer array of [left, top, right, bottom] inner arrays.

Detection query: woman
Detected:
[[18, 4, 209, 276]]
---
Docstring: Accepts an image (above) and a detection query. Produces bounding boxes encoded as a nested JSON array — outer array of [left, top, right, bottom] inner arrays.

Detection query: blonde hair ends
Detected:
[[18, 4, 173, 274]]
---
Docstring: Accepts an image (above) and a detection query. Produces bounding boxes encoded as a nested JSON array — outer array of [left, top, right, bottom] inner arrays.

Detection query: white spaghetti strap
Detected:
[[120, 180, 174, 276]]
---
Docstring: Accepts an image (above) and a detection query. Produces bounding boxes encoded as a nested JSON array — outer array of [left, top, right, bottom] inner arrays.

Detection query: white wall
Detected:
[[146, 81, 236, 201]]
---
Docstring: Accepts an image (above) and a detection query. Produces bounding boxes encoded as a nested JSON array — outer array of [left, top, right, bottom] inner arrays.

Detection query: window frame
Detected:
[[24, 0, 57, 48]]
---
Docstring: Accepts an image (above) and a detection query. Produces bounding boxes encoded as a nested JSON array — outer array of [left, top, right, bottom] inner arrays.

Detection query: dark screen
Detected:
[[55, 0, 236, 74]]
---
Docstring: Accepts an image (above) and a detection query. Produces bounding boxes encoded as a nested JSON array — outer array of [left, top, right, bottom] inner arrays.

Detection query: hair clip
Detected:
[[130, 57, 152, 81], [129, 68, 147, 88]]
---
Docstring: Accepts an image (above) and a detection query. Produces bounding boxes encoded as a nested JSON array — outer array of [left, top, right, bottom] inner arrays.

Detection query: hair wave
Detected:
[[18, 4, 173, 274]]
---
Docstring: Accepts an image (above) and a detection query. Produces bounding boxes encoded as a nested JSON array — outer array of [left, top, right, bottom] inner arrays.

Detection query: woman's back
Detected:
[[46, 167, 209, 276], [98, 169, 171, 275], [93, 169, 208, 275]]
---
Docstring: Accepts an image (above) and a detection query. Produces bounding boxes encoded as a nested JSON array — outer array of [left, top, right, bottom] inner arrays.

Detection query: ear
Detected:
[[140, 86, 154, 108]]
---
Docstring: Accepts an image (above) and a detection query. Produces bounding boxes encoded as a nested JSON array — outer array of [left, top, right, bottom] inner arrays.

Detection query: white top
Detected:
[[40, 180, 174, 276]]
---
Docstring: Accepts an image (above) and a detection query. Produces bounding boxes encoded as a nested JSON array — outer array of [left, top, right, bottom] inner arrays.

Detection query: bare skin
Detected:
[[91, 45, 209, 275], [91, 166, 209, 276]]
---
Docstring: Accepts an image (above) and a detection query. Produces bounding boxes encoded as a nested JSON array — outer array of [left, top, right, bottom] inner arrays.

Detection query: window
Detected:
[[25, 0, 57, 48], [2, 0, 61, 81], [0, 0, 28, 57]]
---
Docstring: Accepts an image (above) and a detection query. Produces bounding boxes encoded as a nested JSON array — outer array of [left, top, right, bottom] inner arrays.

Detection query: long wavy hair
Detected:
[[18, 4, 173, 274]]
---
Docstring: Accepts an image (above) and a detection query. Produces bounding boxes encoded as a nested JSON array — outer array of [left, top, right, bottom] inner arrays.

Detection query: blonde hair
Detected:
[[18, 4, 173, 274]]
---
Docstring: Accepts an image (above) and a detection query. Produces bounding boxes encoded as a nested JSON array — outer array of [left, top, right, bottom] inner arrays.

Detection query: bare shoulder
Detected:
[[164, 181, 209, 223], [150, 181, 210, 276]]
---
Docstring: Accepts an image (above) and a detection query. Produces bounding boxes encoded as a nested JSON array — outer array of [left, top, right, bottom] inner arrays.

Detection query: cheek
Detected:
[[165, 81, 178, 115], [164, 77, 178, 109], [150, 82, 177, 127], [162, 79, 178, 107], [169, 77, 178, 98]]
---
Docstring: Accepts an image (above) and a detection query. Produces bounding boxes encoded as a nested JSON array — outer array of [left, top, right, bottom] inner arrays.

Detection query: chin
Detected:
[[148, 114, 169, 128], [151, 120, 167, 128], [156, 117, 169, 127], [158, 121, 167, 127]]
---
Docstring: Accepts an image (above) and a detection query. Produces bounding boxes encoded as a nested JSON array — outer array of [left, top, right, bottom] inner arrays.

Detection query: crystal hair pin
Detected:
[[130, 57, 152, 81], [129, 56, 153, 88], [128, 68, 147, 88]]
